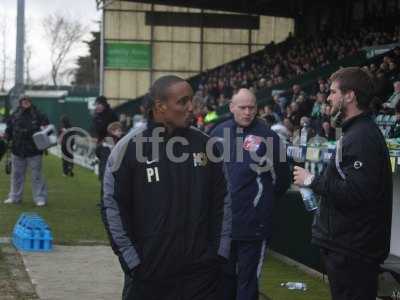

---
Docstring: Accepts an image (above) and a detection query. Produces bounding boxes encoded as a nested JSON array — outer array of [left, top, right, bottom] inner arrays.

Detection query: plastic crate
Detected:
[[12, 213, 53, 252]]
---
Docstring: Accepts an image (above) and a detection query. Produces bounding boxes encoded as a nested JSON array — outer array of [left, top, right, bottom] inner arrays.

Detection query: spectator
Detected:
[[95, 121, 124, 199], [59, 115, 74, 177], [211, 88, 290, 300], [91, 95, 118, 190], [390, 101, 400, 138], [101, 75, 231, 300], [3, 96, 49, 206], [91, 96, 118, 143], [382, 81, 400, 110]]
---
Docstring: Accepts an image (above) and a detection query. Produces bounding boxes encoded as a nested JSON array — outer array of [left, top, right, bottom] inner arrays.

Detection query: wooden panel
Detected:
[[153, 71, 197, 83], [153, 42, 200, 71], [104, 70, 150, 100], [203, 44, 247, 69]]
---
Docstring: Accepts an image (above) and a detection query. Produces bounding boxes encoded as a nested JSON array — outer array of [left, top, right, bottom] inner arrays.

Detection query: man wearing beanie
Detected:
[[3, 96, 49, 206]]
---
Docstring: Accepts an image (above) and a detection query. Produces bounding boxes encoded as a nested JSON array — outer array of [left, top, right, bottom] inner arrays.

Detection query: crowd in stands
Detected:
[[187, 24, 400, 143]]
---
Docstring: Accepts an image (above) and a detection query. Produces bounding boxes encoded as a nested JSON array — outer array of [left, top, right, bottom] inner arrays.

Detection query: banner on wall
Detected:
[[105, 42, 151, 70]]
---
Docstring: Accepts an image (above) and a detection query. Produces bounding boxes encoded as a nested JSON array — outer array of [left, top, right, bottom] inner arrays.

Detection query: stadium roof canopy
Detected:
[[98, 0, 328, 18]]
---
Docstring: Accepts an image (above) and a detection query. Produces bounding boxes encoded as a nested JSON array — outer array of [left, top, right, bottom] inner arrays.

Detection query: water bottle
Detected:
[[281, 282, 307, 291], [299, 187, 318, 212], [43, 229, 53, 251], [300, 124, 308, 146]]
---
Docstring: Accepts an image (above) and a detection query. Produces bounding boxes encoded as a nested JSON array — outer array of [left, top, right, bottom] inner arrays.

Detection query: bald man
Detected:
[[211, 89, 290, 300]]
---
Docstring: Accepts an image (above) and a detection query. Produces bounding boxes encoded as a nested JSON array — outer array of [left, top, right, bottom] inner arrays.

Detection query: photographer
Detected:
[[3, 97, 49, 207]]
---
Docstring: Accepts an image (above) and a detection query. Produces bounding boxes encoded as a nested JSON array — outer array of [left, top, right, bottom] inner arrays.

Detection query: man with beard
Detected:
[[293, 67, 392, 300], [101, 75, 231, 300], [3, 96, 49, 206]]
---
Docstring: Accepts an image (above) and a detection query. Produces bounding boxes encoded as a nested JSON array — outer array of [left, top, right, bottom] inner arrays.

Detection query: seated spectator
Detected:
[[311, 92, 326, 119], [288, 102, 301, 129], [321, 121, 336, 141], [382, 81, 400, 110], [262, 103, 281, 123], [390, 101, 400, 138], [291, 84, 307, 105]]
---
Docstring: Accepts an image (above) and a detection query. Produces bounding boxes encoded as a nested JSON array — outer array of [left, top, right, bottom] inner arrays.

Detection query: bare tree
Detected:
[[42, 12, 88, 86], [0, 13, 11, 91]]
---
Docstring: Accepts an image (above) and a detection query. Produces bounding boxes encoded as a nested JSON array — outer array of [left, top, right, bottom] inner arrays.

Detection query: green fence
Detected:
[[31, 97, 93, 132]]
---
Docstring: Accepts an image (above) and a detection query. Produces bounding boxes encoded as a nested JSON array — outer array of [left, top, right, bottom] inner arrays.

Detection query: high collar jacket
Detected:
[[311, 112, 393, 263], [101, 121, 231, 283], [210, 118, 290, 240]]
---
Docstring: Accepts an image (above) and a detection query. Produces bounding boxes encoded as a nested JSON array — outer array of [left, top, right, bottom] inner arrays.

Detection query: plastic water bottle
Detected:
[[299, 187, 318, 212], [300, 124, 308, 146], [43, 229, 53, 251], [281, 282, 307, 291]]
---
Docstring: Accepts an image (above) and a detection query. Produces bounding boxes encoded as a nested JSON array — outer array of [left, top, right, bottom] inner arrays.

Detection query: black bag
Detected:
[[5, 154, 11, 174], [2, 141, 12, 175], [0, 139, 6, 161]]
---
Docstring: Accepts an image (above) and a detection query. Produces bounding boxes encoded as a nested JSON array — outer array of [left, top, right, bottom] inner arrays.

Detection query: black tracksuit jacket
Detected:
[[311, 112, 393, 264], [101, 121, 231, 299]]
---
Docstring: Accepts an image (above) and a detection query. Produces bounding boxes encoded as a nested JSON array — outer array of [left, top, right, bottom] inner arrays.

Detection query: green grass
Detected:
[[0, 154, 331, 299], [0, 154, 107, 243], [260, 255, 331, 300]]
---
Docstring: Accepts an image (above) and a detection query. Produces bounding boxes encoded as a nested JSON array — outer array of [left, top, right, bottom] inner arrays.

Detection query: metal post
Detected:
[[99, 6, 105, 96], [11, 0, 25, 111]]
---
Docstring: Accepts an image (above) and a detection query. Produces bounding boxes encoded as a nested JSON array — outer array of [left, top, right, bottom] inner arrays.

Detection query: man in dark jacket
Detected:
[[294, 67, 393, 300], [91, 95, 118, 142], [101, 75, 231, 300], [3, 96, 49, 206], [92, 95, 118, 193], [211, 89, 290, 300]]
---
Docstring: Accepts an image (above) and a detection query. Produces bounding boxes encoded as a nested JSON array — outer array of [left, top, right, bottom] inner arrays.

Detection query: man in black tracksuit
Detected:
[[294, 67, 392, 300], [101, 75, 231, 300]]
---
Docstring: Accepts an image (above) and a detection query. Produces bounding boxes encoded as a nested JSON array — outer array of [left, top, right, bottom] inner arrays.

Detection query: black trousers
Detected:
[[122, 262, 223, 300], [321, 248, 379, 300], [223, 240, 267, 300], [62, 158, 74, 175]]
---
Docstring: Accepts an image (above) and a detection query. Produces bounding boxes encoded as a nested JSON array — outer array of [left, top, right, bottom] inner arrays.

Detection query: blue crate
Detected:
[[12, 213, 53, 252]]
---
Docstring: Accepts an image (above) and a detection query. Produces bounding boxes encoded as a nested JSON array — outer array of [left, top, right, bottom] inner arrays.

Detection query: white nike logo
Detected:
[[146, 159, 158, 165]]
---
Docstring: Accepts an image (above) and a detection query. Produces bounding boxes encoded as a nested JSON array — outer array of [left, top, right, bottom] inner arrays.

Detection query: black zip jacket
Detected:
[[5, 106, 49, 157], [311, 112, 392, 263], [101, 121, 231, 283]]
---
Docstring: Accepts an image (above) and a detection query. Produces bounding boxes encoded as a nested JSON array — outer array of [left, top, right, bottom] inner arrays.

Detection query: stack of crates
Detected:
[[12, 213, 53, 252]]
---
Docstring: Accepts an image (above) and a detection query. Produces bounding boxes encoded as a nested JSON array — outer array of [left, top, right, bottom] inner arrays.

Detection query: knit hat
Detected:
[[95, 95, 108, 106], [19, 96, 32, 104]]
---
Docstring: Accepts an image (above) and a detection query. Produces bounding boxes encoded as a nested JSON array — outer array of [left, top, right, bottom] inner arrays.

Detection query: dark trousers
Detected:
[[321, 248, 379, 300], [223, 240, 267, 300], [122, 262, 223, 300], [62, 158, 74, 176]]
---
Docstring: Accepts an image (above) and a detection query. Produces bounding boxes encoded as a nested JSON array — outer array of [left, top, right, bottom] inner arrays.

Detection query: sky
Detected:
[[0, 0, 101, 89]]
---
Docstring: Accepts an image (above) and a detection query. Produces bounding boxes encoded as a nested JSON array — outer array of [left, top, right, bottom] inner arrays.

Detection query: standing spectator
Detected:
[[91, 95, 118, 143], [91, 95, 118, 192], [101, 75, 231, 300], [3, 96, 49, 206], [211, 89, 290, 300], [59, 115, 74, 177], [294, 67, 392, 300], [95, 121, 123, 199]]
